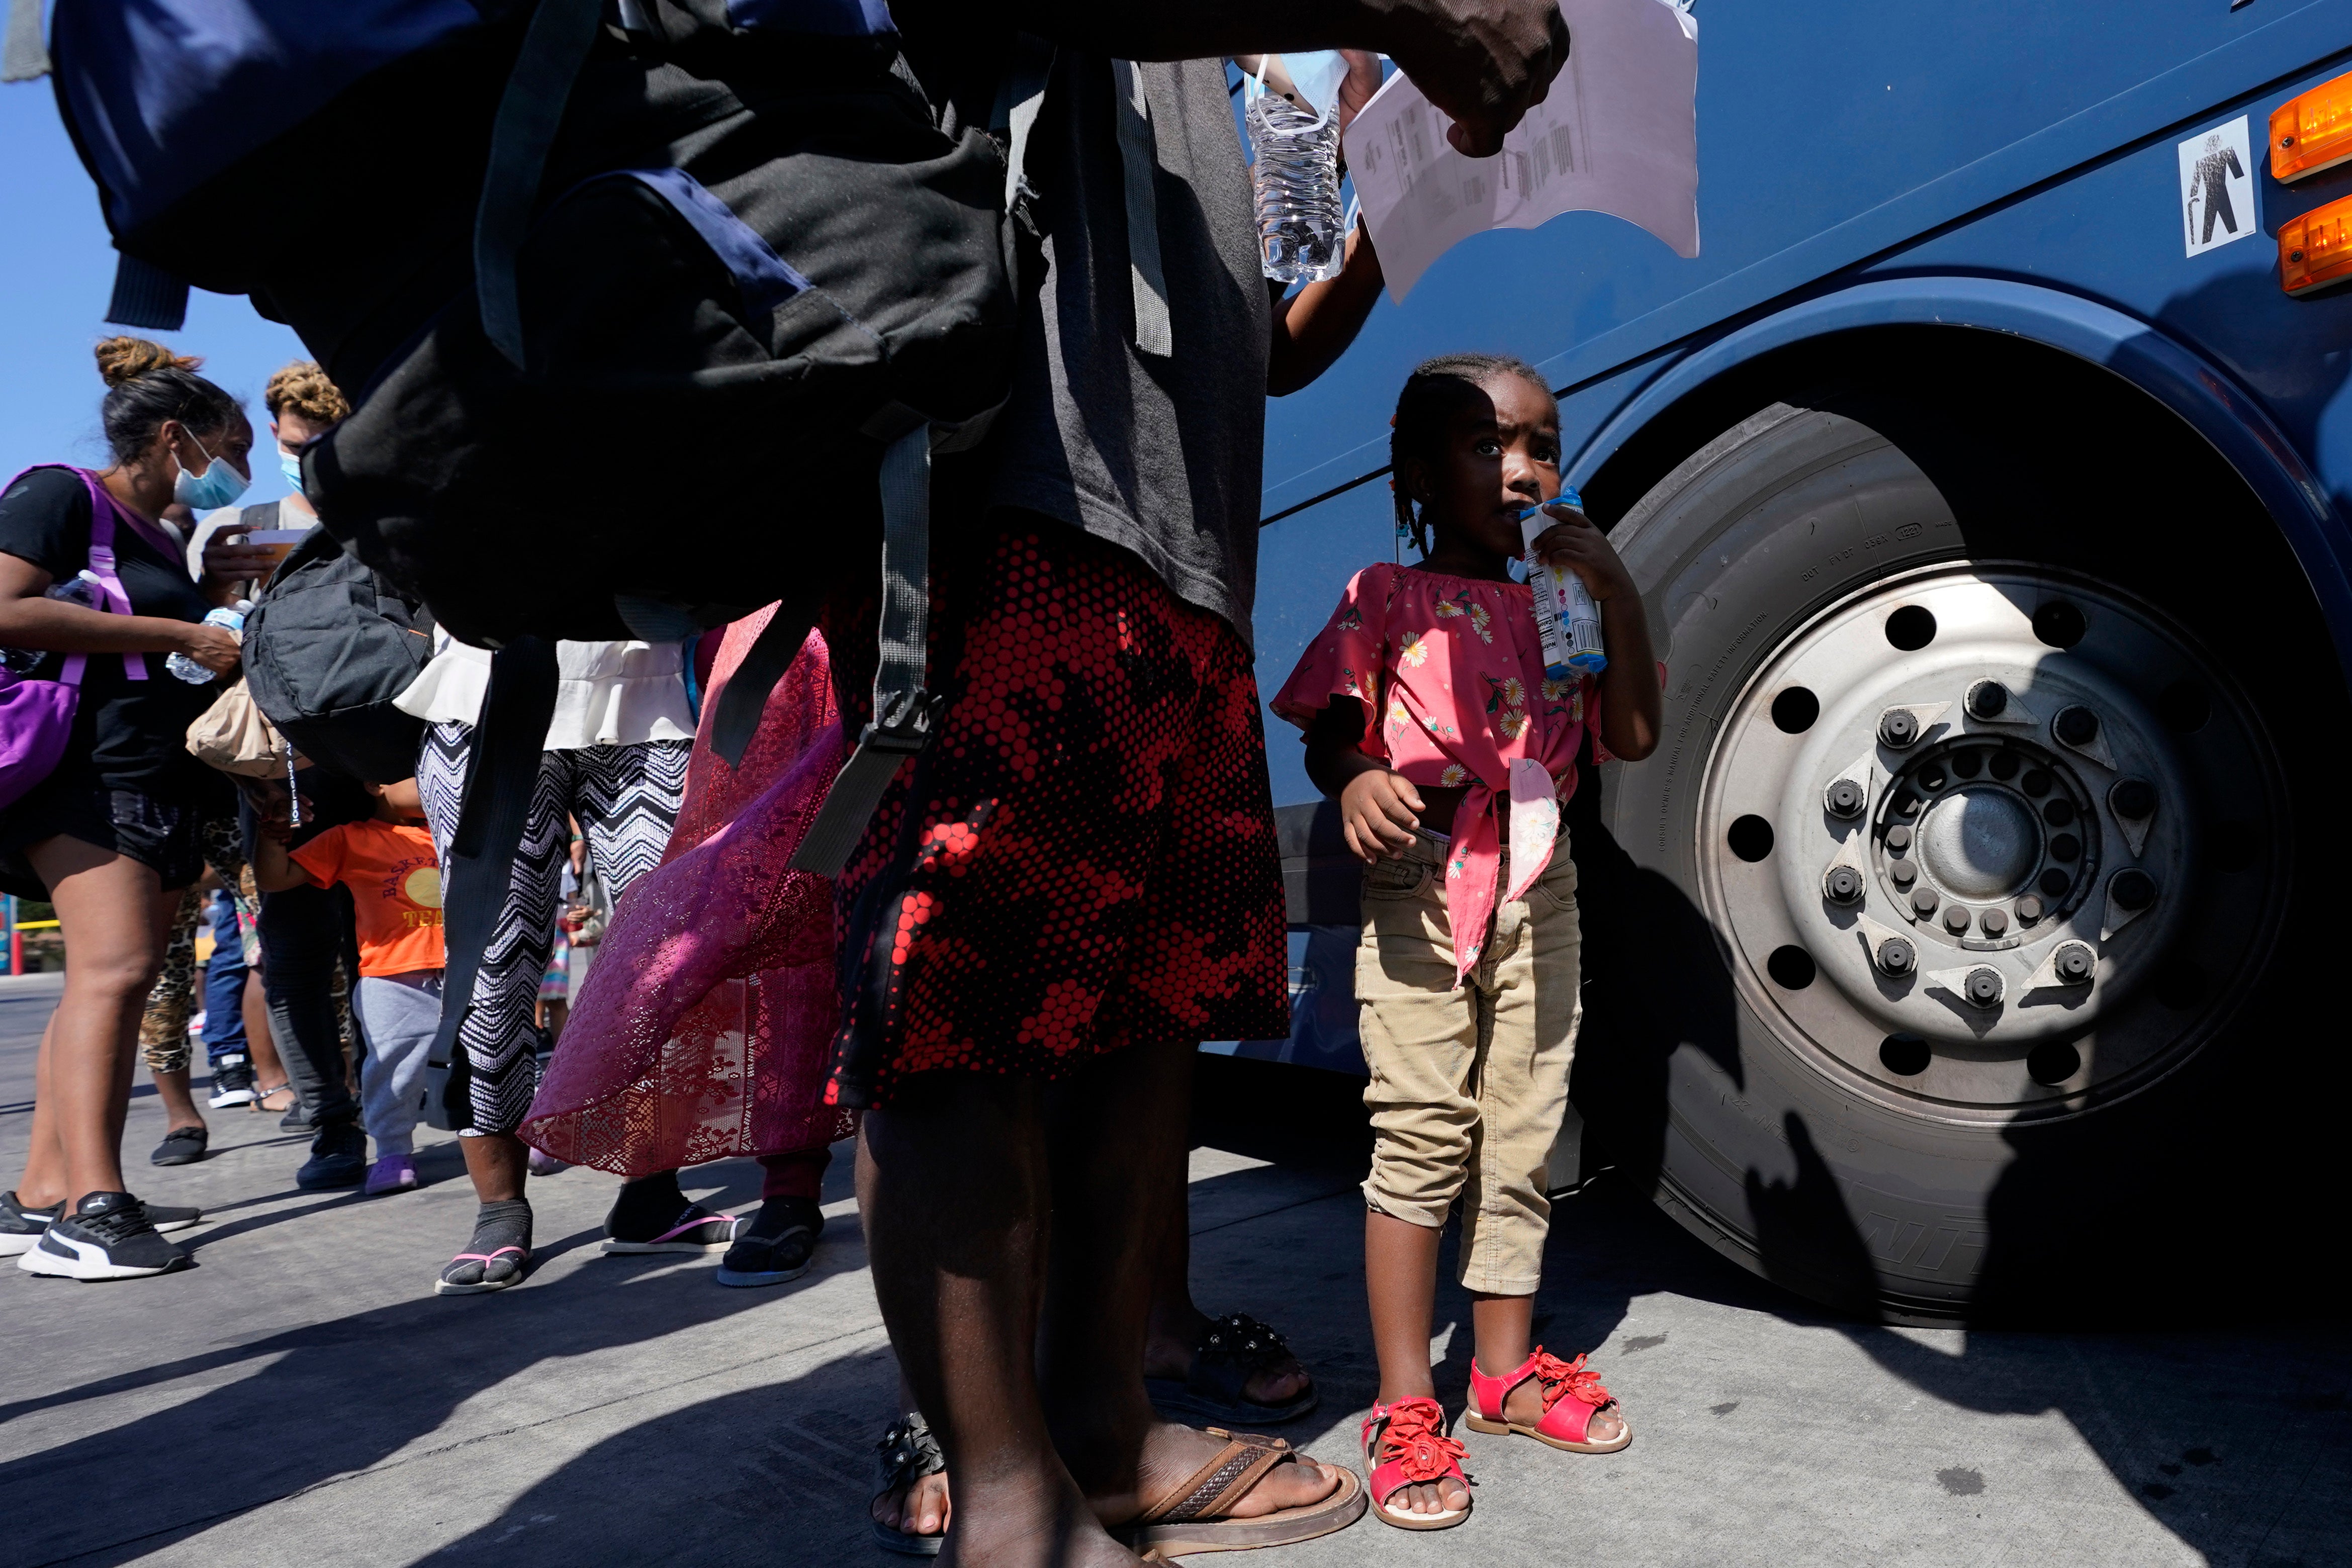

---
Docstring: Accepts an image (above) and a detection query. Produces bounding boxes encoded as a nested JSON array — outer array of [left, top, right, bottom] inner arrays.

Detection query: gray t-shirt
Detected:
[[984, 54, 1271, 644]]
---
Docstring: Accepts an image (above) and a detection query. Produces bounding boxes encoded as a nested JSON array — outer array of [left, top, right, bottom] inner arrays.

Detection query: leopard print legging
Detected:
[[137, 815, 277, 1075]]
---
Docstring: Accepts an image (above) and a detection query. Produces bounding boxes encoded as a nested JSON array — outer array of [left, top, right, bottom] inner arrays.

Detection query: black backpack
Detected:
[[35, 0, 1052, 1103], [240, 523, 435, 787]]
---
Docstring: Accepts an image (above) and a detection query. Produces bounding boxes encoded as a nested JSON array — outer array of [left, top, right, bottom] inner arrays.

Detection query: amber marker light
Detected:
[[2271, 72, 2352, 181], [2280, 194, 2352, 295]]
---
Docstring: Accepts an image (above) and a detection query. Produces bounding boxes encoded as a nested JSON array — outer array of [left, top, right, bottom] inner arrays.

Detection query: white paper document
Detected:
[[1342, 0, 1699, 303]]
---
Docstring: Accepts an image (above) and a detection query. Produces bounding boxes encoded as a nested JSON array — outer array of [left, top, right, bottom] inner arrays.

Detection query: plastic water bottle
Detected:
[[166, 602, 248, 684], [1, 573, 108, 674], [1518, 495, 1609, 677], [1248, 88, 1346, 284]]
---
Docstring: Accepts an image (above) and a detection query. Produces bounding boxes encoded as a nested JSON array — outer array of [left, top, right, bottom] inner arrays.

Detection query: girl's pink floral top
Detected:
[[1272, 563, 1598, 981]]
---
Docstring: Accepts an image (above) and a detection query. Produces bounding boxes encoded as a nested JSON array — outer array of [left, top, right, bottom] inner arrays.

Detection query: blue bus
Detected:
[[1246, 2, 2352, 1322]]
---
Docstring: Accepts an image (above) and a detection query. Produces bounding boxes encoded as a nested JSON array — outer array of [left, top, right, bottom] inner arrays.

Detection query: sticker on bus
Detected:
[[2180, 116, 2256, 258]]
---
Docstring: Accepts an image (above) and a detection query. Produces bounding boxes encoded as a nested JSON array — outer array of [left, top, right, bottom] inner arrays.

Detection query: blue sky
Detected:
[[1, 76, 306, 509]]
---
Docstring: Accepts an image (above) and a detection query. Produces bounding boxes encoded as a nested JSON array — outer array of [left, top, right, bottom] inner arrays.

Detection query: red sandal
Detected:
[[1360, 1396, 1473, 1529], [1464, 1349, 1633, 1454]]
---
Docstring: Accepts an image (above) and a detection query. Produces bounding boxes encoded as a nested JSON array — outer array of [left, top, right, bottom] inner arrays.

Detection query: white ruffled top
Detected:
[[394, 632, 696, 751]]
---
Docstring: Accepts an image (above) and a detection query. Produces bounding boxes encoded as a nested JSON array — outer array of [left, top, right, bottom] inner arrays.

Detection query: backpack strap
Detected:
[[66, 468, 148, 682], [709, 586, 825, 769], [1109, 59, 1172, 358], [476, 0, 606, 367], [790, 416, 944, 876], [423, 637, 560, 1126]]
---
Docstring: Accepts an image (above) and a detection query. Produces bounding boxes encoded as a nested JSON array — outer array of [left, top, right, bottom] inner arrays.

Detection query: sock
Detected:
[[471, 1198, 533, 1257], [750, 1193, 824, 1240], [606, 1170, 689, 1238], [757, 1147, 829, 1202]]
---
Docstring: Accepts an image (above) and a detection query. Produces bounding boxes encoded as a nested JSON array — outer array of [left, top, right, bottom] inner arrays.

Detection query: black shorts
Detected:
[[0, 769, 212, 898]]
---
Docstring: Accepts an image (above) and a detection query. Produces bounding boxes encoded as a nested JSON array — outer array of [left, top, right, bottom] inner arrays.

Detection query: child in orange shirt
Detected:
[[254, 778, 443, 1197]]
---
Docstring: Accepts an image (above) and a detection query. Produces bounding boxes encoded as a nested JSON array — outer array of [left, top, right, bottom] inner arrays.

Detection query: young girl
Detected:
[[1273, 352, 1661, 1528]]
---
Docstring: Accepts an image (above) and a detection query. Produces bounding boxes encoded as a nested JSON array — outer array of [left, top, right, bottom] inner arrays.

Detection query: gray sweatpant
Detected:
[[355, 971, 443, 1160]]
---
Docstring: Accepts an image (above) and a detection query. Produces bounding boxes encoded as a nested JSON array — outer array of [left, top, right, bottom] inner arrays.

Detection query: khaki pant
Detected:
[[1356, 828, 1582, 1297]]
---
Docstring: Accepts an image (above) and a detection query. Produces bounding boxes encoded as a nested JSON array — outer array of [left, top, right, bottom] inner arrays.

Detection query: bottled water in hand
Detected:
[[1, 572, 109, 674], [1248, 88, 1346, 284], [166, 603, 248, 684]]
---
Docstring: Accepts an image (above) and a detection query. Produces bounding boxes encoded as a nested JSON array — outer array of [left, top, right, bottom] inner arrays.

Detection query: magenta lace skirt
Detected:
[[521, 610, 854, 1174]]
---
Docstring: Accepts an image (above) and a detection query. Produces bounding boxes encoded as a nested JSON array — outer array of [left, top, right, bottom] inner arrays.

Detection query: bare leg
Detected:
[[1041, 1038, 1342, 1525], [152, 1066, 206, 1135], [1139, 1078, 1310, 1408], [1364, 1210, 1470, 1516], [859, 1072, 1135, 1568], [16, 1015, 66, 1208], [460, 1131, 529, 1202], [19, 840, 179, 1208]]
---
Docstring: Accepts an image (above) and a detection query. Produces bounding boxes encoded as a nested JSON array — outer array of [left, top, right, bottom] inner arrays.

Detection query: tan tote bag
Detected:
[[186, 678, 296, 777]]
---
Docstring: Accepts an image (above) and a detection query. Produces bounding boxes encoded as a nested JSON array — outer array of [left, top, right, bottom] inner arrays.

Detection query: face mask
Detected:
[[279, 447, 304, 493], [172, 434, 251, 511]]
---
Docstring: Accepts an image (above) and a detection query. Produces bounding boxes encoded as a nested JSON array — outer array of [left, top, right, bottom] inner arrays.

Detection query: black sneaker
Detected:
[[17, 1192, 188, 1280], [207, 1054, 255, 1109], [715, 1197, 824, 1287], [296, 1120, 367, 1190], [0, 1189, 60, 1258], [151, 1124, 210, 1166], [278, 1100, 313, 1132]]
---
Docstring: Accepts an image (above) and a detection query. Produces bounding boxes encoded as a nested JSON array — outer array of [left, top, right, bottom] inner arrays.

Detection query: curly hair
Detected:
[[1388, 352, 1555, 556], [262, 360, 350, 426], [92, 336, 243, 466]]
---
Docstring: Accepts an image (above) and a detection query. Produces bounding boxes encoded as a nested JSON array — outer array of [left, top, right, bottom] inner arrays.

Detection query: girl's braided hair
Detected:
[[1388, 352, 1555, 556]]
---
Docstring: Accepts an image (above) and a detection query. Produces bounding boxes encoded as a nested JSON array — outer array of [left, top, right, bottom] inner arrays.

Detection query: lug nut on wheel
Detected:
[[1877, 936, 1916, 976], [1825, 779, 1867, 819], [1884, 823, 1912, 852], [2111, 779, 2156, 820], [1943, 904, 1972, 935], [1963, 967, 2004, 1007], [1980, 907, 2010, 937], [2055, 705, 2100, 747], [1824, 866, 1864, 904], [1966, 680, 2009, 719], [1911, 885, 1939, 916], [2016, 894, 2044, 923], [2110, 868, 2157, 911], [1879, 708, 1920, 749], [2053, 942, 2095, 985]]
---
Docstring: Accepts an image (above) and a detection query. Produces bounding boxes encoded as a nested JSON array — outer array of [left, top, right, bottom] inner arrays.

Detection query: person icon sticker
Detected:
[[2178, 117, 2255, 258]]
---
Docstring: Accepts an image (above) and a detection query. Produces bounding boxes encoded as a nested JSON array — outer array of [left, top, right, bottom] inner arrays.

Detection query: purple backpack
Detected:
[[0, 467, 149, 811]]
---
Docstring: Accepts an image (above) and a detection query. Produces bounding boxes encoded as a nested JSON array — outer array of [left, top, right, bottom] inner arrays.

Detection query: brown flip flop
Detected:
[[1114, 1426, 1367, 1558]]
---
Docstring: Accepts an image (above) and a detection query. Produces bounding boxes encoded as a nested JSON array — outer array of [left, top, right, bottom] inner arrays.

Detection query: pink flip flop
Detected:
[[599, 1205, 741, 1255], [434, 1245, 530, 1296]]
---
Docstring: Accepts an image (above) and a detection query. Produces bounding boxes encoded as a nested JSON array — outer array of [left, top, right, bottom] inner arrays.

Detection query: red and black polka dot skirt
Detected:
[[823, 522, 1290, 1109]]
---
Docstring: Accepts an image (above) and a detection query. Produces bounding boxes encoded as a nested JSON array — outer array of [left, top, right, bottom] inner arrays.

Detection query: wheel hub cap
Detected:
[[1696, 564, 2286, 1124], [1916, 787, 2041, 900]]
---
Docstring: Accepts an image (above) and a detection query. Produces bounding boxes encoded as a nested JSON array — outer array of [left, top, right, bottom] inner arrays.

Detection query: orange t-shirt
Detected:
[[289, 819, 445, 977]]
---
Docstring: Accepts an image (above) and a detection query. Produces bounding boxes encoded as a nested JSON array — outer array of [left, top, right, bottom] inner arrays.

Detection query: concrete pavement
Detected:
[[2, 969, 2347, 1567]]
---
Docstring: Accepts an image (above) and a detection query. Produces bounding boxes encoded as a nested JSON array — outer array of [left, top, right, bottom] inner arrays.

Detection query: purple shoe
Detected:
[[365, 1155, 419, 1197]]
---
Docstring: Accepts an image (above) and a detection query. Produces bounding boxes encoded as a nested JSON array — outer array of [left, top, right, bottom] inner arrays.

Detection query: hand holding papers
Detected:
[[1341, 0, 1700, 303]]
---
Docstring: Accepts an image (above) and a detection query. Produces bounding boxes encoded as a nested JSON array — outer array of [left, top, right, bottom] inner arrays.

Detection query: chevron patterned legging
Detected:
[[418, 721, 689, 1134]]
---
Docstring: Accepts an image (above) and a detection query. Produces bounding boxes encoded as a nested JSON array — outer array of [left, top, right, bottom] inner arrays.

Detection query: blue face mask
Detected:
[[279, 447, 304, 493], [172, 435, 251, 511]]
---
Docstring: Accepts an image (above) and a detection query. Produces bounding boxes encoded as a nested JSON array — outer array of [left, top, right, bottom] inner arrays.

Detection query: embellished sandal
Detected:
[[870, 1412, 947, 1557], [1361, 1396, 1473, 1530], [1464, 1349, 1633, 1454], [252, 1081, 297, 1116], [1145, 1312, 1319, 1426], [1112, 1426, 1364, 1557]]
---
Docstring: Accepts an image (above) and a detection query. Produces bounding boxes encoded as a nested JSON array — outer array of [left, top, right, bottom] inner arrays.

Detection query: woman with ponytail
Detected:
[[0, 337, 259, 1279]]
